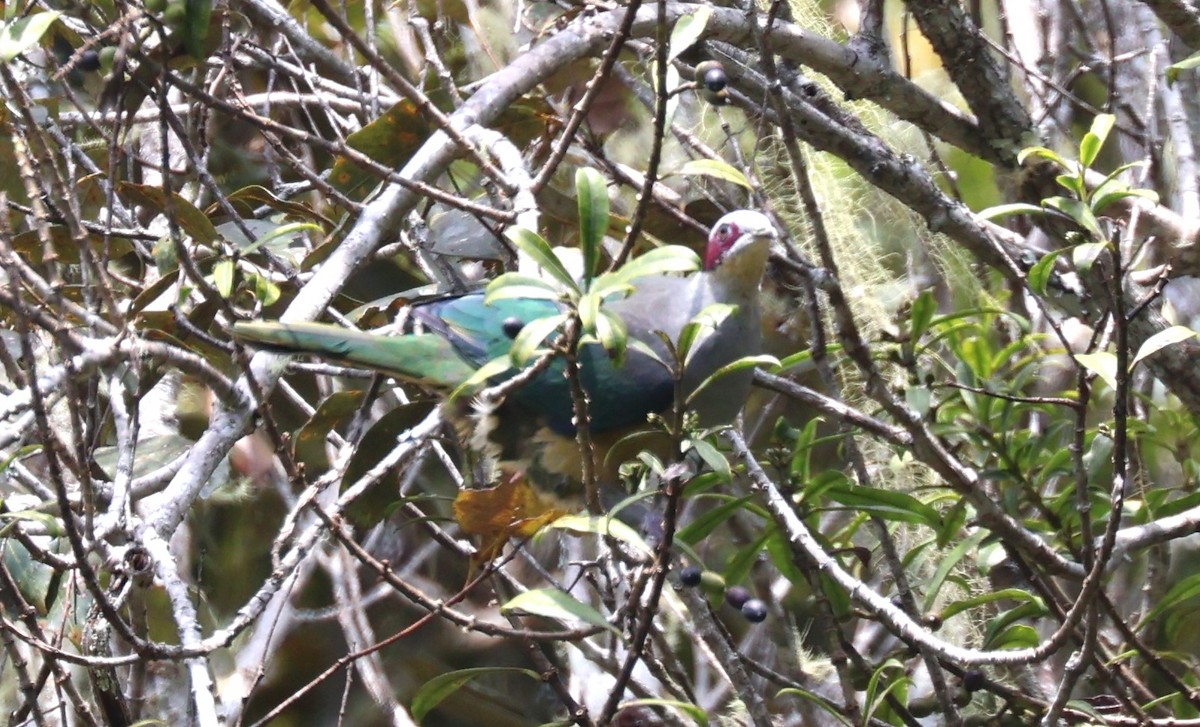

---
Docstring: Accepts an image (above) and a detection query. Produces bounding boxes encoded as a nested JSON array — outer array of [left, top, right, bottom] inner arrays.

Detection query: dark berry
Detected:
[[702, 65, 727, 92], [962, 669, 986, 692], [741, 598, 768, 623], [77, 49, 101, 72], [725, 585, 751, 609], [679, 566, 703, 587]]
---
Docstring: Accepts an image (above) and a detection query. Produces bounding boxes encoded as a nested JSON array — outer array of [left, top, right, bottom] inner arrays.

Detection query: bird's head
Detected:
[[703, 210, 776, 273]]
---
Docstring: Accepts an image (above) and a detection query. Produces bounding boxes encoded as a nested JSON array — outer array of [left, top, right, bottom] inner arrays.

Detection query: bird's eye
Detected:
[[718, 224, 732, 239], [502, 317, 524, 338]]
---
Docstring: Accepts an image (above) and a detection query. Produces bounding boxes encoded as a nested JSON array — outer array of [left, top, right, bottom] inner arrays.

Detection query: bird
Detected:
[[233, 210, 775, 537]]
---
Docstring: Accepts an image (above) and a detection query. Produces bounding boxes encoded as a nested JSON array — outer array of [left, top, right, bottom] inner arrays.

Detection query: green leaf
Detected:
[[1017, 146, 1068, 166], [251, 272, 282, 306], [1136, 572, 1200, 630], [509, 314, 567, 367], [449, 355, 513, 400], [485, 273, 563, 303], [1167, 50, 1200, 85], [544, 514, 654, 556], [677, 303, 735, 361], [825, 485, 941, 529], [595, 309, 628, 365], [619, 699, 707, 725], [684, 438, 732, 483], [241, 222, 320, 255], [575, 167, 608, 285], [921, 530, 989, 612], [501, 588, 618, 633], [1026, 249, 1065, 296], [985, 623, 1039, 650], [506, 226, 580, 294], [977, 202, 1045, 221], [1079, 113, 1115, 167], [777, 688, 854, 726], [1071, 239, 1109, 275], [210, 259, 235, 298], [1046, 197, 1103, 240], [667, 7, 712, 61], [686, 354, 780, 405], [941, 588, 1045, 620], [1074, 352, 1118, 390], [411, 667, 540, 723], [678, 495, 754, 545], [0, 11, 61, 63], [674, 159, 751, 189], [909, 290, 937, 341], [609, 245, 700, 285], [1131, 325, 1197, 369], [1091, 186, 1159, 214]]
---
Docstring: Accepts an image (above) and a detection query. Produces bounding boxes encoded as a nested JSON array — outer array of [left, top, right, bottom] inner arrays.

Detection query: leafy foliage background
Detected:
[[4, 0, 1200, 725]]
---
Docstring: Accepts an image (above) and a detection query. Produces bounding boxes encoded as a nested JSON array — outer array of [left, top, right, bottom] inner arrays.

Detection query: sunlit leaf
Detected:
[[1074, 352, 1118, 390], [667, 7, 712, 61], [509, 313, 567, 367], [544, 514, 653, 556], [501, 588, 617, 633], [1027, 249, 1065, 296], [507, 226, 579, 293], [1131, 325, 1197, 369], [1079, 114, 1114, 168], [674, 159, 751, 189], [0, 12, 60, 63]]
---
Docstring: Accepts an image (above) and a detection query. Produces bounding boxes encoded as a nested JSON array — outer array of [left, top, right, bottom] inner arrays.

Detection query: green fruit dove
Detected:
[[233, 210, 775, 512]]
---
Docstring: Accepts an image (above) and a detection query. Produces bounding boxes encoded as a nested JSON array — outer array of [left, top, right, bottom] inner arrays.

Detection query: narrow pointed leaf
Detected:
[[825, 485, 941, 528], [576, 167, 608, 285], [449, 355, 513, 400], [501, 588, 618, 633], [610, 245, 700, 285], [977, 203, 1046, 221], [686, 354, 780, 405], [675, 159, 751, 188], [411, 667, 540, 723], [1027, 249, 1065, 296], [620, 699, 707, 725], [506, 226, 579, 293], [545, 514, 653, 556], [1080, 113, 1115, 167], [1131, 325, 1197, 369], [485, 272, 563, 303], [510, 314, 567, 367]]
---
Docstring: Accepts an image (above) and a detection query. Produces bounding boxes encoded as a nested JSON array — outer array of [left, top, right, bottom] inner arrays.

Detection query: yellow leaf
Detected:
[[453, 473, 568, 561]]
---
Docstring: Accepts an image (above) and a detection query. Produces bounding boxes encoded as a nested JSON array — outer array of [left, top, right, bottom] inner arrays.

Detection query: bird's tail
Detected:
[[232, 320, 475, 389]]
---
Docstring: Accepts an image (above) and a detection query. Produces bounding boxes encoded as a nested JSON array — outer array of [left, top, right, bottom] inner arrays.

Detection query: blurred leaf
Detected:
[[977, 202, 1044, 220], [93, 434, 194, 481], [544, 514, 653, 556], [1079, 113, 1114, 168], [921, 530, 990, 612], [942, 588, 1046, 620], [1137, 572, 1200, 631], [485, 273, 563, 303], [1167, 50, 1200, 85], [667, 7, 712, 60], [1027, 249, 1064, 296], [1131, 325, 1196, 369], [182, 0, 213, 58], [0, 11, 60, 63], [678, 495, 754, 545], [509, 313, 566, 367], [1071, 239, 1109, 275], [411, 667, 540, 724], [329, 100, 432, 198], [674, 159, 751, 189], [686, 354, 780, 405], [608, 245, 700, 285], [119, 182, 219, 245], [506, 226, 579, 293], [684, 438, 731, 483], [825, 485, 941, 528], [620, 699, 707, 725], [501, 588, 617, 633], [454, 477, 569, 561], [777, 688, 854, 725], [575, 167, 608, 285], [1074, 352, 1118, 390], [209, 259, 235, 298], [909, 290, 937, 341], [293, 390, 365, 473]]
